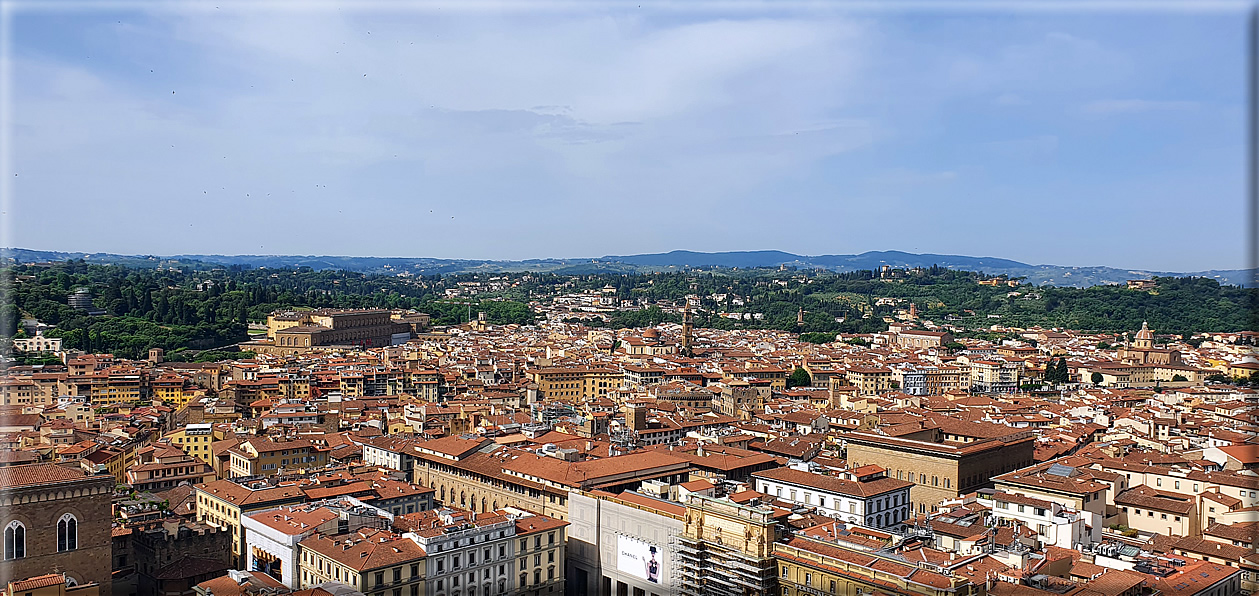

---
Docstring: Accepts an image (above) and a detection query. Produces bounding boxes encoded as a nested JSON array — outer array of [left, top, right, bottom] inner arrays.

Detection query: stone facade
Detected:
[[0, 465, 115, 595], [844, 431, 1036, 515]]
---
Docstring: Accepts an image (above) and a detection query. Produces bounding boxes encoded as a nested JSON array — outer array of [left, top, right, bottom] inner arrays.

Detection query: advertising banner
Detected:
[[617, 535, 662, 583]]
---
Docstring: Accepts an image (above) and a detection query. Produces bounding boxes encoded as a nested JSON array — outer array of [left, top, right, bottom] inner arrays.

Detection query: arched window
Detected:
[[4, 521, 25, 560], [58, 514, 78, 552]]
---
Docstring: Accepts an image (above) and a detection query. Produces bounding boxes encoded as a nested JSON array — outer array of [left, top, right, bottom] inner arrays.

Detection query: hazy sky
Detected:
[[3, 2, 1249, 271]]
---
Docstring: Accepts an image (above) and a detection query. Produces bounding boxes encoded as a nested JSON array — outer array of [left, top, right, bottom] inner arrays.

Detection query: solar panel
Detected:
[[1046, 463, 1075, 477]]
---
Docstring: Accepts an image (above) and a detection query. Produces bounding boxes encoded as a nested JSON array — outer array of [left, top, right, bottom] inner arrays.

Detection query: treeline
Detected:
[[556, 269, 1255, 337], [0, 261, 534, 359], [421, 300, 536, 327], [1, 261, 1251, 360]]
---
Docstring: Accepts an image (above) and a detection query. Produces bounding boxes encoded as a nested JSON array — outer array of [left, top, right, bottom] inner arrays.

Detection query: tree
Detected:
[[1045, 358, 1068, 384], [1206, 373, 1230, 384], [1091, 372, 1104, 385], [787, 367, 812, 389], [1171, 374, 1187, 382], [1097, 341, 1112, 350]]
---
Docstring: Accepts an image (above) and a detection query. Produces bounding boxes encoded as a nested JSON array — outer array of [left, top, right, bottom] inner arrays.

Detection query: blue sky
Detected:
[[3, 2, 1249, 271]]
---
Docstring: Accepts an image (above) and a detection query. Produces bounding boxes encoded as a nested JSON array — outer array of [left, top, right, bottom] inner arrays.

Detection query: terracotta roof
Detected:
[[753, 467, 912, 498], [1115, 485, 1195, 515], [8, 574, 68, 591], [0, 462, 89, 488], [196, 479, 308, 508], [299, 528, 426, 571]]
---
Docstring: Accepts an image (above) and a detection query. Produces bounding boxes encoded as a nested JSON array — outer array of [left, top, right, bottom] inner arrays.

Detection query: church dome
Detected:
[[643, 328, 660, 340], [1135, 321, 1154, 341]]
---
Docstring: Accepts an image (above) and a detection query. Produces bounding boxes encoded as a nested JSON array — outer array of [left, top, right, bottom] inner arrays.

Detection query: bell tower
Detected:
[[681, 297, 694, 357]]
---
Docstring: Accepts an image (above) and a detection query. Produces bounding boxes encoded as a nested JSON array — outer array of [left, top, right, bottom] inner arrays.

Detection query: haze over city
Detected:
[[4, 3, 1248, 271]]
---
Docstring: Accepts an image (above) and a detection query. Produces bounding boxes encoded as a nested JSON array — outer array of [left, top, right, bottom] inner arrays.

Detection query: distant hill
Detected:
[[603, 249, 1033, 271], [601, 250, 1254, 288], [2, 247, 1250, 288]]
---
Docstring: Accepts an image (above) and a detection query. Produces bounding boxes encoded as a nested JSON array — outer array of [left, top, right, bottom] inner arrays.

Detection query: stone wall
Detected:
[[0, 472, 115, 595]]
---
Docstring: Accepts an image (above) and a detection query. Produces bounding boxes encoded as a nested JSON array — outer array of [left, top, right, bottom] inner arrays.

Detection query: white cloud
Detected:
[[9, 10, 882, 257], [5, 8, 1243, 269]]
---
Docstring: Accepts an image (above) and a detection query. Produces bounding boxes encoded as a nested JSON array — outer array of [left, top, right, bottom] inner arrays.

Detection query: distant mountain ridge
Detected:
[[602, 249, 1253, 287], [2, 247, 1251, 288], [603, 249, 1033, 271]]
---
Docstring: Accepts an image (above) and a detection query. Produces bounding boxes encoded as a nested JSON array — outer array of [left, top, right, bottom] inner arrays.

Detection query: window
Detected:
[[782, 566, 788, 578], [3, 521, 25, 560], [805, 573, 812, 587], [57, 514, 78, 552], [548, 532, 555, 545], [548, 551, 555, 563], [376, 572, 385, 586], [411, 564, 419, 578]]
